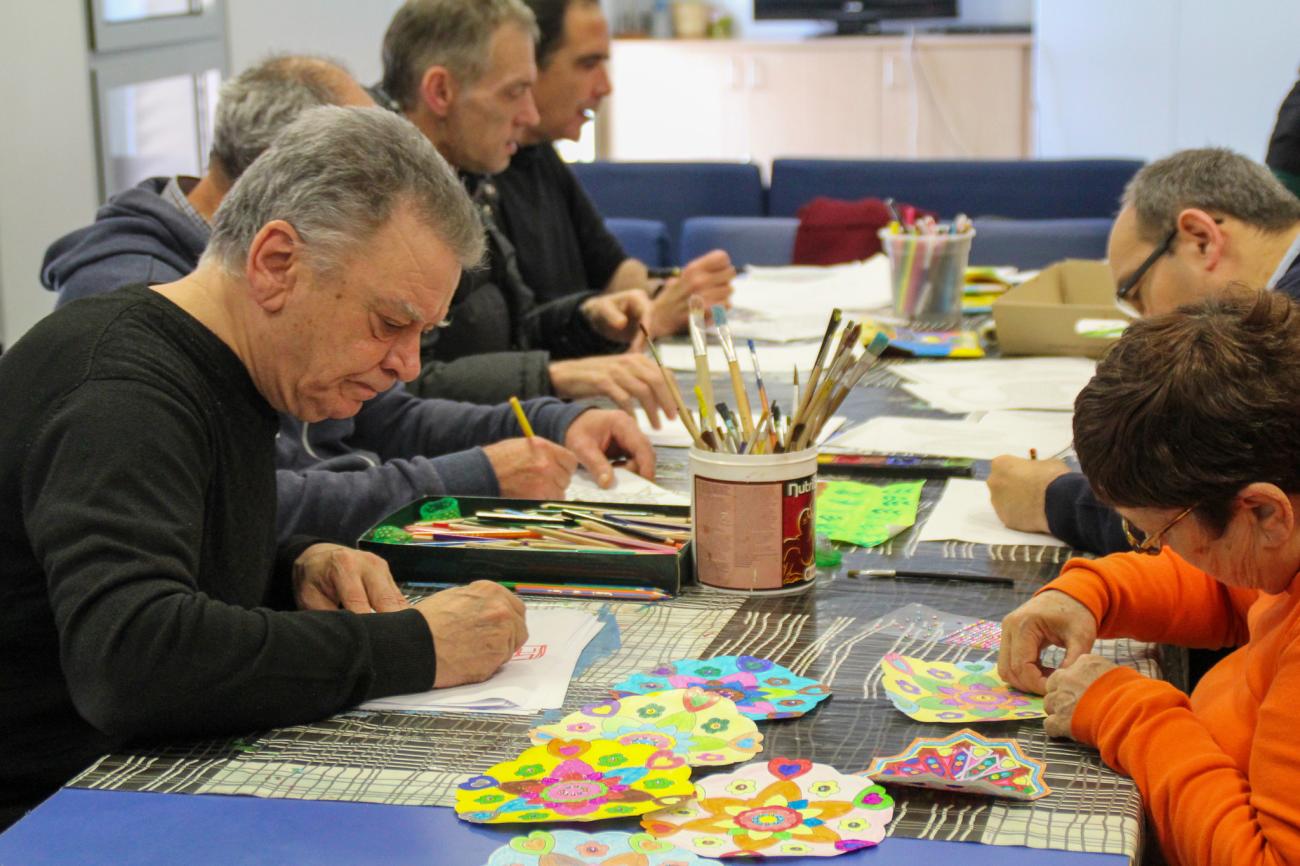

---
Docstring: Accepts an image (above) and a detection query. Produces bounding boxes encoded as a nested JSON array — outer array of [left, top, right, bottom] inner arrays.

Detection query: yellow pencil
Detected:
[[509, 396, 535, 438]]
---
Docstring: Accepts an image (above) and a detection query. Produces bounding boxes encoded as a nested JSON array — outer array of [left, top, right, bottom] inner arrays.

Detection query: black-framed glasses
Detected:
[[1114, 227, 1178, 316], [1121, 504, 1196, 555]]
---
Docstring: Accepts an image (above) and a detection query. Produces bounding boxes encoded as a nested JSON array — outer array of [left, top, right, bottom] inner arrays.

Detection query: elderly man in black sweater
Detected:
[[0, 107, 527, 830]]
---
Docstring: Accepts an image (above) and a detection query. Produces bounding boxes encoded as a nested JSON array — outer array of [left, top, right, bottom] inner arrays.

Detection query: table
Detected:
[[0, 365, 1149, 865]]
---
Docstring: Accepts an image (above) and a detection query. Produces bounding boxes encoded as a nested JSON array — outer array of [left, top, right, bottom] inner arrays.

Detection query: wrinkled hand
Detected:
[[564, 409, 657, 488], [998, 589, 1098, 694], [482, 437, 579, 500], [293, 543, 408, 613], [648, 249, 736, 337], [987, 455, 1071, 534], [549, 354, 678, 428], [414, 581, 528, 689], [582, 289, 653, 344], [1043, 654, 1118, 739]]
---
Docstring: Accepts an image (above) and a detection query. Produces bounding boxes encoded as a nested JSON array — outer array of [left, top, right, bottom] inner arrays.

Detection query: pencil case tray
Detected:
[[358, 495, 693, 596]]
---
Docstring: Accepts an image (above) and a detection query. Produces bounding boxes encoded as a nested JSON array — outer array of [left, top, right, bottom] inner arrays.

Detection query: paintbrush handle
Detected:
[[694, 355, 716, 428], [727, 361, 756, 440]]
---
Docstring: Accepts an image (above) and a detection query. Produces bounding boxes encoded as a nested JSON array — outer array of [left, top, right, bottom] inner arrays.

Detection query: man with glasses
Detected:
[[989, 148, 1300, 555]]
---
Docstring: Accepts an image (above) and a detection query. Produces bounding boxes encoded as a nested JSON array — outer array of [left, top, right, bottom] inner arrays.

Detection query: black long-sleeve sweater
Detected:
[[0, 287, 434, 828]]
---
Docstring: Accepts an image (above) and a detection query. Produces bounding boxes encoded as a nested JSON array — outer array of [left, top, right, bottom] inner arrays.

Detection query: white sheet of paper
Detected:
[[565, 466, 688, 506], [655, 341, 823, 374], [918, 478, 1069, 547], [361, 608, 602, 714], [724, 257, 893, 343], [826, 411, 1074, 461], [891, 357, 1097, 413], [635, 407, 846, 450]]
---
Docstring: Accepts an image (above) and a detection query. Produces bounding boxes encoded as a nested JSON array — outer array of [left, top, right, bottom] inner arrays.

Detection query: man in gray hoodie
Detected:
[[41, 55, 654, 546]]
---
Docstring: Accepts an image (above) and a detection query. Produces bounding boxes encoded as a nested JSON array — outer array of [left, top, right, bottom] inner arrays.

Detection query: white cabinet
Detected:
[[600, 35, 1032, 168]]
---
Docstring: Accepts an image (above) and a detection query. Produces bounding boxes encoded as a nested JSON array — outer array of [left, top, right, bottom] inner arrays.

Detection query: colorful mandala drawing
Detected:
[[877, 653, 1045, 723], [529, 687, 763, 767], [455, 739, 693, 824], [640, 757, 894, 858], [609, 655, 831, 721], [865, 728, 1051, 801], [484, 829, 713, 866]]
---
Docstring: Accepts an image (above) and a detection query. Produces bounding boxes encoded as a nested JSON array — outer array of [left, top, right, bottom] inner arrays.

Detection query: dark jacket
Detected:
[[407, 174, 628, 403], [1268, 77, 1300, 198], [39, 177, 586, 546]]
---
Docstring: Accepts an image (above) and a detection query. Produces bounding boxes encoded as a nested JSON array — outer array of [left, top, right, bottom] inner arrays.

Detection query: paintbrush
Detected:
[[639, 324, 703, 446], [711, 305, 755, 440], [688, 297, 716, 431]]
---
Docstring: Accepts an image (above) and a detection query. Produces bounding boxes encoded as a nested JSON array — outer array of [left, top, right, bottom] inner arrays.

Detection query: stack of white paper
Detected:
[[892, 357, 1096, 413], [725, 256, 894, 343], [825, 411, 1075, 461], [565, 466, 689, 506], [655, 340, 823, 375], [360, 608, 602, 715], [918, 478, 1069, 547]]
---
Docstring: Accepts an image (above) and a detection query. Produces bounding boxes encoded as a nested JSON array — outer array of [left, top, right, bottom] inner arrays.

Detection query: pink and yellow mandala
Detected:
[[641, 758, 894, 858]]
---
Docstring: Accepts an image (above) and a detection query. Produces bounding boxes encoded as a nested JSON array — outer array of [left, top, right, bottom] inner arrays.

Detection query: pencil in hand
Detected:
[[509, 396, 535, 438]]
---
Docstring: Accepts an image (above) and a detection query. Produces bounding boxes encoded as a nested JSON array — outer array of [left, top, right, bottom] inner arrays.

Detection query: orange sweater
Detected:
[[1045, 549, 1300, 866]]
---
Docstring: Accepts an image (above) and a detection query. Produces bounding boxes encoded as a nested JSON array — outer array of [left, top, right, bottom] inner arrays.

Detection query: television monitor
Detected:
[[754, 0, 959, 35]]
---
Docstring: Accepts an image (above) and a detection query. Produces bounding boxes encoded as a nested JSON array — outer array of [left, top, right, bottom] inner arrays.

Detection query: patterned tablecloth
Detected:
[[71, 362, 1152, 863]]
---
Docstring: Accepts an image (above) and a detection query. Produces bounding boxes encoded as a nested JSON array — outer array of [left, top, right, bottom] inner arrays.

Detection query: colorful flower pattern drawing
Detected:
[[529, 687, 763, 767], [865, 728, 1051, 801], [484, 830, 712, 866], [877, 653, 1045, 723], [455, 739, 693, 824], [640, 757, 894, 858], [609, 655, 830, 721]]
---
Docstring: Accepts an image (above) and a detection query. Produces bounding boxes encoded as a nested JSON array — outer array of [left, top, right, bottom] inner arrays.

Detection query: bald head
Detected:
[[210, 55, 374, 182]]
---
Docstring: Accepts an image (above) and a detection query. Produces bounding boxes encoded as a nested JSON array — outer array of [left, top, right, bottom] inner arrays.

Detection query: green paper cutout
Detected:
[[815, 480, 924, 548]]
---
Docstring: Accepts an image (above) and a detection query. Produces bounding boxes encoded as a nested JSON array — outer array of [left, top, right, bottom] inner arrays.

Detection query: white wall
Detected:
[[1034, 0, 1300, 161], [0, 2, 99, 348], [225, 0, 406, 84]]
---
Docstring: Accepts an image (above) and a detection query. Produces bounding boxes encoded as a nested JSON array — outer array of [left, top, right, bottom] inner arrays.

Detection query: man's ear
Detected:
[[1238, 482, 1295, 548], [419, 66, 457, 117], [245, 220, 304, 313], [1175, 207, 1226, 272]]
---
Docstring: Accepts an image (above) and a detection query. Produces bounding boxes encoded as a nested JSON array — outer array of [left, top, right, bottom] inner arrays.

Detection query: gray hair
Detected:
[[380, 0, 539, 113], [204, 106, 484, 278], [1123, 147, 1300, 242], [210, 54, 358, 181]]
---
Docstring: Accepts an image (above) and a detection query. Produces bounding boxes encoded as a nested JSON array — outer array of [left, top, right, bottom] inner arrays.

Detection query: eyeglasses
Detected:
[[1114, 227, 1178, 317], [1121, 504, 1196, 555]]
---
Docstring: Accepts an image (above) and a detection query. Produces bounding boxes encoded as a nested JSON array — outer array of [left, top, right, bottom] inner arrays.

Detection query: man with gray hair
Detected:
[[0, 106, 529, 831], [41, 54, 653, 547], [377, 0, 681, 425], [988, 147, 1300, 554]]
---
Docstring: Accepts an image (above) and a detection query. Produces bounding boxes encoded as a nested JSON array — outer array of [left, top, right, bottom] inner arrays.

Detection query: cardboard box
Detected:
[[992, 260, 1129, 358], [359, 496, 693, 596]]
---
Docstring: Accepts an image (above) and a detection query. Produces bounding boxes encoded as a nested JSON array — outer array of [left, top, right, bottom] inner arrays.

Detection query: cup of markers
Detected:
[[879, 215, 975, 328]]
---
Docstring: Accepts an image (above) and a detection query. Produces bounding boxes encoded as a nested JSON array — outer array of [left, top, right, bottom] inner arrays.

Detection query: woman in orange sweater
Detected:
[[999, 291, 1300, 866]]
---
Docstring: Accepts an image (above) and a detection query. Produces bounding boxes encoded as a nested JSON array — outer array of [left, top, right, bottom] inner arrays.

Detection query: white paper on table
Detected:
[[361, 608, 603, 714], [918, 478, 1069, 547], [636, 407, 847, 450], [891, 357, 1096, 388], [826, 411, 1074, 461], [891, 357, 1097, 413], [724, 257, 893, 343], [566, 466, 688, 506], [655, 340, 823, 374]]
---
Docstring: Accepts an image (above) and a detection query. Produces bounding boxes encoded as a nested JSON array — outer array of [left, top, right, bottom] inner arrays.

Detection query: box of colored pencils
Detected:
[[358, 496, 692, 596]]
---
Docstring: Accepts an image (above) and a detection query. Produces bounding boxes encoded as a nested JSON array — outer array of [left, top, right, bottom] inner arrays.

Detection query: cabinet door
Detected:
[[740, 45, 883, 169], [879, 40, 1031, 159], [606, 43, 741, 161]]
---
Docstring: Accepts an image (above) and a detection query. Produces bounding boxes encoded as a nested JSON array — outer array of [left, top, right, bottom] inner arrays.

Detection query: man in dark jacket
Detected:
[[42, 55, 655, 546], [988, 148, 1300, 554], [377, 0, 681, 425], [497, 0, 734, 338]]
